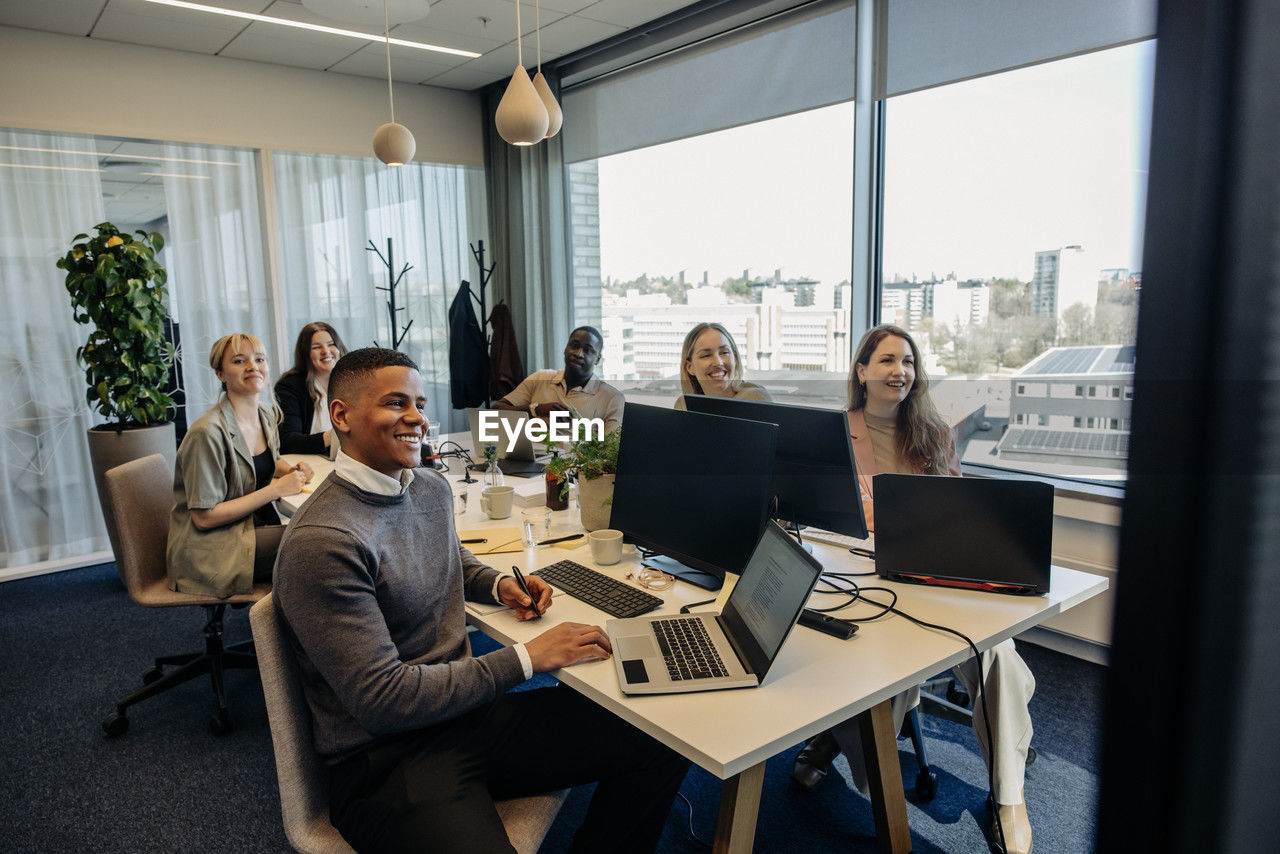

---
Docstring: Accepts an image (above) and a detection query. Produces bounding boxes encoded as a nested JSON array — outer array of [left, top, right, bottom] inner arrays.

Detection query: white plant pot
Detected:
[[577, 473, 615, 532]]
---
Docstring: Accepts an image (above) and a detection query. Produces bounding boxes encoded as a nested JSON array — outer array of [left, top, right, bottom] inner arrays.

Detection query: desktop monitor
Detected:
[[683, 396, 868, 540], [609, 403, 779, 589]]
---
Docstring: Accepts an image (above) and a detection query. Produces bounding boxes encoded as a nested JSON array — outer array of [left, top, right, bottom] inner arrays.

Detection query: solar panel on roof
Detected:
[[997, 428, 1128, 458]]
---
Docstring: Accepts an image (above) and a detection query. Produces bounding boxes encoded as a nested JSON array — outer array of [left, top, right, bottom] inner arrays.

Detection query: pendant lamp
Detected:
[[530, 0, 562, 139], [372, 0, 416, 165], [495, 0, 549, 146]]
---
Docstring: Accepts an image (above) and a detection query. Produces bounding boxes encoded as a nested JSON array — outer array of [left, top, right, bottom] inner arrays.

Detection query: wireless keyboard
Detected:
[[532, 559, 663, 618]]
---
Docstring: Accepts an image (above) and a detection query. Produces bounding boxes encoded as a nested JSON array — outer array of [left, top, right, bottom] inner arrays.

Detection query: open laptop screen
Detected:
[[720, 521, 824, 676]]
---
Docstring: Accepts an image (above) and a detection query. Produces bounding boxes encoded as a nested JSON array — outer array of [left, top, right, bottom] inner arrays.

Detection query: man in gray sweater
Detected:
[[274, 348, 689, 853]]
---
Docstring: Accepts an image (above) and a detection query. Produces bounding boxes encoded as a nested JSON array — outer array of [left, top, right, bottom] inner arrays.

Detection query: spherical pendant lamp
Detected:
[[372, 0, 416, 165]]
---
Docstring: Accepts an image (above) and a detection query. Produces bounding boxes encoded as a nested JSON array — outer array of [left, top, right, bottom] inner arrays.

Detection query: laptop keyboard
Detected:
[[532, 560, 662, 618], [652, 617, 729, 681]]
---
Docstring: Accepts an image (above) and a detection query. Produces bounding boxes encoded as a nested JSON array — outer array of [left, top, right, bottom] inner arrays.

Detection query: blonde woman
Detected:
[[674, 321, 772, 409], [275, 321, 347, 455], [167, 334, 312, 598], [794, 324, 1035, 854]]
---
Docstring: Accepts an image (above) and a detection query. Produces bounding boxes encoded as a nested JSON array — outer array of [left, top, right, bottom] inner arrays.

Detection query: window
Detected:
[[880, 41, 1153, 480], [568, 103, 855, 408]]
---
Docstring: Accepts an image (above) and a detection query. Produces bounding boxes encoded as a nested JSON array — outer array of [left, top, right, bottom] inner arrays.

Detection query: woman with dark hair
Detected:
[[275, 321, 347, 455], [674, 321, 771, 409], [167, 334, 312, 598], [793, 324, 1035, 854]]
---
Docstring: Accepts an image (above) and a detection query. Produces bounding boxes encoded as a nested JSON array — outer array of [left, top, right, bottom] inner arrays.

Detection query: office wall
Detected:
[[0, 26, 483, 166]]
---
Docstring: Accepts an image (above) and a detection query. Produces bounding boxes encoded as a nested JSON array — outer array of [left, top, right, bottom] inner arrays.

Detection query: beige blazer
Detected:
[[846, 408, 962, 531], [167, 398, 279, 598]]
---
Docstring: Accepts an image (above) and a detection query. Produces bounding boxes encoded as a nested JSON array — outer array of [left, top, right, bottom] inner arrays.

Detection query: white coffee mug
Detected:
[[480, 486, 515, 519], [588, 529, 624, 566]]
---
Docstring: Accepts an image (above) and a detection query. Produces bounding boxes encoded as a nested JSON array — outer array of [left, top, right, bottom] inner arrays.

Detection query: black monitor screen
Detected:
[[684, 396, 868, 540], [609, 403, 778, 585]]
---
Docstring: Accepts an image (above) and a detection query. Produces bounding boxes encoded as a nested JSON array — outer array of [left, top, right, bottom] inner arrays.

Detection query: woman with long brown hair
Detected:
[[275, 321, 347, 455], [795, 324, 1035, 854]]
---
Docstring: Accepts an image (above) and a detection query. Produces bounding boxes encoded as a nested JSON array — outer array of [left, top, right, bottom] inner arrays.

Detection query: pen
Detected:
[[536, 533, 585, 546], [511, 566, 542, 618], [460, 538, 487, 544]]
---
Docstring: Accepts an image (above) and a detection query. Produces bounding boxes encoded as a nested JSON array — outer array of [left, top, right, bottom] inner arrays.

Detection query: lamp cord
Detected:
[[383, 0, 395, 122], [536, 0, 542, 71], [515, 0, 523, 68]]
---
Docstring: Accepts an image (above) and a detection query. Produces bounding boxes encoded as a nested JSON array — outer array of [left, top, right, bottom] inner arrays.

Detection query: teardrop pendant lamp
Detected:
[[495, 0, 549, 146], [530, 0, 562, 139], [372, 0, 416, 165]]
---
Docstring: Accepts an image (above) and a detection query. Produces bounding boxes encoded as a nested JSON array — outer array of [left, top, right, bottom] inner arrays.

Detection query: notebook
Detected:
[[873, 474, 1053, 595], [607, 520, 823, 695]]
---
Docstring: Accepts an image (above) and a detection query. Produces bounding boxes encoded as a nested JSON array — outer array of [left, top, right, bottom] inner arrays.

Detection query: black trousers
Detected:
[[328, 685, 692, 853]]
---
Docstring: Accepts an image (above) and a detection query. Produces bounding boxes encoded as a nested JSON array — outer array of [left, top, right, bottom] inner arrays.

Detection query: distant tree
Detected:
[[1060, 303, 1094, 345], [990, 278, 1030, 318]]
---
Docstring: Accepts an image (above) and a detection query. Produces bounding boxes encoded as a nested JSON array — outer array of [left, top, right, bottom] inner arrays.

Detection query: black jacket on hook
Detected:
[[448, 280, 489, 409]]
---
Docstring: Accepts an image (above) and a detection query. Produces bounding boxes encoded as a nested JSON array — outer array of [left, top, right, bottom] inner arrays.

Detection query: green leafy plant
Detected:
[[545, 428, 620, 499], [57, 222, 175, 430]]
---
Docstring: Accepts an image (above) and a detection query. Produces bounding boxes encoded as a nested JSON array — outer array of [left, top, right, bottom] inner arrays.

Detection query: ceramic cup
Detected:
[[480, 485, 515, 520], [521, 506, 552, 546], [588, 529, 624, 566]]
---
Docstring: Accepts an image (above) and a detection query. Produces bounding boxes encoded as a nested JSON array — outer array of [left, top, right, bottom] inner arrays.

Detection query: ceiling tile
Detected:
[[0, 0, 107, 36], [92, 3, 246, 54], [391, 19, 505, 54], [422, 64, 507, 92], [220, 20, 364, 67], [425, 0, 564, 44], [578, 0, 694, 29], [532, 13, 623, 55], [537, 0, 598, 13], [327, 41, 461, 82]]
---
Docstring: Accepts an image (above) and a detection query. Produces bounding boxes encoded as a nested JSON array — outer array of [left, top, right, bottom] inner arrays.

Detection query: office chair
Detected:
[[101, 453, 268, 737], [250, 594, 568, 854]]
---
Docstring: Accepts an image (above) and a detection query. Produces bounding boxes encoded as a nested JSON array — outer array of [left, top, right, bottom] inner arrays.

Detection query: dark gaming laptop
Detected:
[[607, 520, 823, 695], [873, 474, 1053, 595]]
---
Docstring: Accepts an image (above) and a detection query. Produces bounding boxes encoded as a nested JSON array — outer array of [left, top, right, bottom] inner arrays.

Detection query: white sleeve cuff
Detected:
[[513, 643, 534, 680], [490, 575, 506, 602]]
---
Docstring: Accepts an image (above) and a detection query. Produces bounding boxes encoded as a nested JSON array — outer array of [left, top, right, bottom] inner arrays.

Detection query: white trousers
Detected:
[[829, 639, 1035, 805]]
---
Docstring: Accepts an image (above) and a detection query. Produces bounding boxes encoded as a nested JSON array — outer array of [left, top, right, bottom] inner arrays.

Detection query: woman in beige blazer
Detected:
[[167, 334, 312, 598]]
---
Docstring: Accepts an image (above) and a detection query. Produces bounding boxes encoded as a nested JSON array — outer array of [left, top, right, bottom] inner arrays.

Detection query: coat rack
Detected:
[[469, 239, 495, 340], [367, 238, 414, 350]]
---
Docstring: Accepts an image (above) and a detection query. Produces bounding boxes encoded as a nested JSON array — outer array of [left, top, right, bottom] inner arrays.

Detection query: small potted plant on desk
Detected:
[[545, 428, 619, 532], [57, 222, 176, 574]]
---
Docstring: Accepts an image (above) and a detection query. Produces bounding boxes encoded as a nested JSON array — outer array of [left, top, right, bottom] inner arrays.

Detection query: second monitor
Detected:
[[683, 395, 868, 541]]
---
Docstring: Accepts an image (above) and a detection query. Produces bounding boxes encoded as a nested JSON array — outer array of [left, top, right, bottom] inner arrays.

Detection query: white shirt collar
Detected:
[[334, 449, 414, 496]]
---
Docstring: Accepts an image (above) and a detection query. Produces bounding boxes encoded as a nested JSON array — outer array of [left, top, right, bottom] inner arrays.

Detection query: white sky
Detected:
[[596, 41, 1155, 287]]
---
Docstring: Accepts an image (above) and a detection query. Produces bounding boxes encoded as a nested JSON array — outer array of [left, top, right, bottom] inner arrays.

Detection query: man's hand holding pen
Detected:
[[497, 569, 553, 621]]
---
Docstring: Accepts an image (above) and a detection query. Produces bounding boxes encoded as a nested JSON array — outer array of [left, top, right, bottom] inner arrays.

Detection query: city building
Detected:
[[1031, 245, 1098, 321], [997, 344, 1135, 471]]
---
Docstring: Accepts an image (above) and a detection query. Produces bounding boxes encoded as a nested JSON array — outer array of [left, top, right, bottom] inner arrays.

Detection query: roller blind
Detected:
[[562, 1, 856, 163], [878, 0, 1157, 99]]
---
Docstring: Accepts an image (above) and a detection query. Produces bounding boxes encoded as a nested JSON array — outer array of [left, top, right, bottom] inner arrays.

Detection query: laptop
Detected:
[[873, 474, 1053, 595], [467, 408, 547, 477], [607, 520, 823, 695]]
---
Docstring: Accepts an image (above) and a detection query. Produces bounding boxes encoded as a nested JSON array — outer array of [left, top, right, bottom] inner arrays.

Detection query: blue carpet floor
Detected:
[[0, 563, 1104, 852]]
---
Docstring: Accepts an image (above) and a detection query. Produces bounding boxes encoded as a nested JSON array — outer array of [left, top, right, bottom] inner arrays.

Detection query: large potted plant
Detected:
[[58, 222, 176, 566], [546, 428, 619, 532]]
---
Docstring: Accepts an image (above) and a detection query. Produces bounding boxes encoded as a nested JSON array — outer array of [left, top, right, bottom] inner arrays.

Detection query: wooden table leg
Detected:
[[859, 699, 912, 853], [713, 760, 766, 854]]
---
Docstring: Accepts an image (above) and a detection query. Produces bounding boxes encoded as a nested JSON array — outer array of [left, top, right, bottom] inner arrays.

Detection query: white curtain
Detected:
[[161, 143, 272, 421], [272, 152, 485, 428], [0, 129, 110, 568]]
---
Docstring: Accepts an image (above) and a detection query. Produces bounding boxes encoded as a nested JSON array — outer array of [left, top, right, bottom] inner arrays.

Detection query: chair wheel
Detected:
[[913, 769, 938, 802], [210, 710, 233, 736], [946, 684, 970, 706], [1027, 746, 1037, 767], [142, 666, 163, 685], [103, 712, 129, 737]]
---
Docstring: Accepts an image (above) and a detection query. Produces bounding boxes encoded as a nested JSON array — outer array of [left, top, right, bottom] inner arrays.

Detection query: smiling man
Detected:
[[272, 348, 688, 853], [494, 326, 624, 433]]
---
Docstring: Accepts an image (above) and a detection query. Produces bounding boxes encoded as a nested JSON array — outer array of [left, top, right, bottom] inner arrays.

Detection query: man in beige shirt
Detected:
[[495, 326, 624, 434]]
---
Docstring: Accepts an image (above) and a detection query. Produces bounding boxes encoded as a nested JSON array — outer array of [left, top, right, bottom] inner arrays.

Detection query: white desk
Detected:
[[462, 517, 1107, 852], [277, 451, 1108, 852]]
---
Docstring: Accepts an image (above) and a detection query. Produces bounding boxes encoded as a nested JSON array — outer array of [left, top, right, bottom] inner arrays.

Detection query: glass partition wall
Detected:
[[0, 128, 485, 574]]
